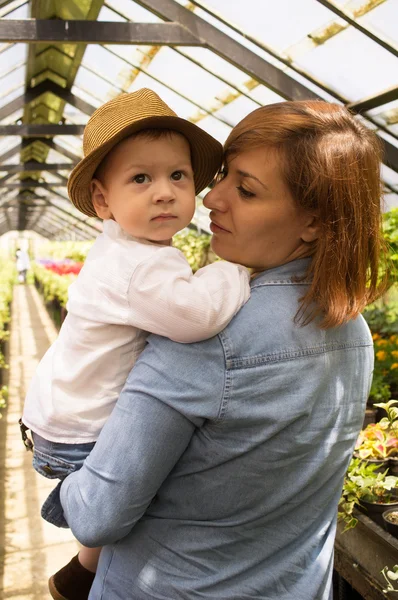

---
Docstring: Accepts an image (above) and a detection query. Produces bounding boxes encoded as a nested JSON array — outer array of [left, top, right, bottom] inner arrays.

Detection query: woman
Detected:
[[59, 101, 386, 600]]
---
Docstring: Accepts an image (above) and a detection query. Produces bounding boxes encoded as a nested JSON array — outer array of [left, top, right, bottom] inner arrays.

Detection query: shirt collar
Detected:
[[102, 219, 166, 247], [250, 258, 312, 287]]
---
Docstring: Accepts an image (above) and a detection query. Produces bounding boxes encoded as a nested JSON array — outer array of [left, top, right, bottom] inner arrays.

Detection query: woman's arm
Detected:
[[60, 333, 226, 547]]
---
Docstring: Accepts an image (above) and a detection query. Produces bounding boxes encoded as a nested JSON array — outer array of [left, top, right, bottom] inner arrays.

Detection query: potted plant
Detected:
[[374, 400, 398, 475], [383, 508, 398, 538], [354, 423, 391, 471], [339, 457, 398, 530]]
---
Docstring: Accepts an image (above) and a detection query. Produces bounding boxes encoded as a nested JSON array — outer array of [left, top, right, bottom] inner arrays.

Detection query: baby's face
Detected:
[[91, 132, 196, 244]]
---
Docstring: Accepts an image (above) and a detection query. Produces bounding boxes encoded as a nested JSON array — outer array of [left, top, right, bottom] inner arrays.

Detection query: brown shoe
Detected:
[[48, 554, 95, 600]]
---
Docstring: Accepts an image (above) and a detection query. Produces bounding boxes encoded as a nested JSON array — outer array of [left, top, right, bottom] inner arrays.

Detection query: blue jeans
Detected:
[[31, 431, 95, 528]]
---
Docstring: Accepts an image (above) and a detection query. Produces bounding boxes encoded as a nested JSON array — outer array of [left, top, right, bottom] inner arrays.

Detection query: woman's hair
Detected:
[[224, 100, 388, 329]]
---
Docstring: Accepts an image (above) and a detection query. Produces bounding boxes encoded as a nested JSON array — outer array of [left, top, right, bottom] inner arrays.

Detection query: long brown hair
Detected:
[[224, 101, 388, 329]]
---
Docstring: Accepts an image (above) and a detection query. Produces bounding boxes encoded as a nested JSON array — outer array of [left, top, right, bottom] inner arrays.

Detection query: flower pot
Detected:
[[382, 508, 398, 538], [359, 497, 398, 528], [389, 456, 398, 477]]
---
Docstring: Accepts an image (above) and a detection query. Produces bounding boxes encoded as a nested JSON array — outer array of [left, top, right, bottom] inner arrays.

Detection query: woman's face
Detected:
[[203, 147, 318, 271]]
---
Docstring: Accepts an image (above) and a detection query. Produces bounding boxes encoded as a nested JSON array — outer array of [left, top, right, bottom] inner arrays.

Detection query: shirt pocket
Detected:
[[32, 448, 76, 480]]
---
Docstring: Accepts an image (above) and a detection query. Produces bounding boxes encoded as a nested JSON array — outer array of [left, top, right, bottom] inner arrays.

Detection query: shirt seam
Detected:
[[217, 333, 232, 423], [226, 340, 373, 370], [251, 280, 311, 288]]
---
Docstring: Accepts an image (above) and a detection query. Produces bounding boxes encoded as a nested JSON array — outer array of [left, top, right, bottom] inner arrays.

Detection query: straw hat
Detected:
[[68, 88, 223, 218]]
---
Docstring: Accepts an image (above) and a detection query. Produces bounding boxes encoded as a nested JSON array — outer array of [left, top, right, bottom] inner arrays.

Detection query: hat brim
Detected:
[[68, 115, 223, 218]]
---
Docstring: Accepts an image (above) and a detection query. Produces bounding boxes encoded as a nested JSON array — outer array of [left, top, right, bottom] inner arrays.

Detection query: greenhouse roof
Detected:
[[0, 0, 397, 240]]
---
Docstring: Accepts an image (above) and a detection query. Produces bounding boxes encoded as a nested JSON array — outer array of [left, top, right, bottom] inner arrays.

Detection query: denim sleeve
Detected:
[[60, 333, 226, 547]]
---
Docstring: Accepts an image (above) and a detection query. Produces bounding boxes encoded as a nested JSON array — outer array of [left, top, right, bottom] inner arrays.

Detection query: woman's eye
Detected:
[[171, 171, 185, 181], [237, 185, 255, 199], [133, 174, 150, 184]]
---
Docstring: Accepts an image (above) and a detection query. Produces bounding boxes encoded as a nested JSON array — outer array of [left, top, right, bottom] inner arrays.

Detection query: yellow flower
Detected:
[[392, 350, 398, 359], [390, 335, 397, 342], [376, 339, 389, 347], [391, 363, 398, 370], [372, 333, 380, 341], [376, 350, 388, 361]]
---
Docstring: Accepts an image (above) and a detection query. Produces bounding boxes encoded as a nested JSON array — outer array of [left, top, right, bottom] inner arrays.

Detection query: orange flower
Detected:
[[372, 333, 380, 341], [376, 350, 388, 361], [392, 350, 398, 359], [390, 335, 397, 342], [376, 339, 389, 347], [391, 363, 398, 370]]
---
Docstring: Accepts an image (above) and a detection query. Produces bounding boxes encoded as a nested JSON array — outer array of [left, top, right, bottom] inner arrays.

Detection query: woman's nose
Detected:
[[203, 183, 227, 212]]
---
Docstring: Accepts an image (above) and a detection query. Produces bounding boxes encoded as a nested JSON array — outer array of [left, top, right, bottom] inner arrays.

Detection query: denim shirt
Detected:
[[60, 258, 374, 600]]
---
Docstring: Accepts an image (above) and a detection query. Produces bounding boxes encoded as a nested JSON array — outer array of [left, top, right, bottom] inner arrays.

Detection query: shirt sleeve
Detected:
[[60, 333, 226, 548], [126, 246, 250, 343]]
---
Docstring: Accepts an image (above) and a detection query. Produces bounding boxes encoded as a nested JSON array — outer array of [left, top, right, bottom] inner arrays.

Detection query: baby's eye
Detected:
[[133, 174, 150, 184], [171, 171, 186, 181]]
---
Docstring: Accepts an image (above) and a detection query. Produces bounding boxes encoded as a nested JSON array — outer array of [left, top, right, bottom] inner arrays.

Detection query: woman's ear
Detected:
[[301, 214, 320, 243], [90, 179, 112, 220]]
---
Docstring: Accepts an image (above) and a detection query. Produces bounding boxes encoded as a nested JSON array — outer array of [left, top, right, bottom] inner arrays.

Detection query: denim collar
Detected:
[[250, 257, 312, 287]]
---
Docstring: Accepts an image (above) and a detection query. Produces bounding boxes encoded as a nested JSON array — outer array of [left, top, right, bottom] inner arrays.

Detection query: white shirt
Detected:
[[16, 250, 30, 271], [23, 220, 250, 443]]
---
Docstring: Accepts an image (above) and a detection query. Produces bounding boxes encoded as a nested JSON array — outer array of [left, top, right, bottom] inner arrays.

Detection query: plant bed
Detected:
[[335, 510, 398, 599]]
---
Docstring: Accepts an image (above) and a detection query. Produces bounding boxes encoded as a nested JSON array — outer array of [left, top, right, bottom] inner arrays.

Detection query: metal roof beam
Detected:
[[25, 80, 96, 116], [31, 190, 101, 235], [135, 0, 318, 101], [1, 180, 68, 188], [384, 140, 398, 174], [315, 0, 398, 59], [348, 85, 398, 113], [0, 94, 27, 121], [24, 138, 81, 162], [0, 142, 21, 163], [0, 124, 84, 135], [0, 161, 77, 172], [10, 190, 100, 235], [0, 20, 200, 45]]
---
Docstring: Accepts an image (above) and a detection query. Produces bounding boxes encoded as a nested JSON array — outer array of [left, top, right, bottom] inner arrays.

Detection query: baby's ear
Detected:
[[90, 179, 112, 220]]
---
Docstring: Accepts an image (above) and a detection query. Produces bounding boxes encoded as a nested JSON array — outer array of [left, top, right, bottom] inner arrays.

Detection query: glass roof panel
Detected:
[[188, 0, 334, 53], [101, 0, 161, 22], [382, 164, 398, 188], [74, 65, 119, 103], [81, 45, 139, 93], [293, 26, 398, 101], [0, 137, 19, 156], [1, 107, 23, 124], [385, 192, 398, 210], [359, 0, 398, 47], [0, 84, 24, 110], [63, 104, 90, 126], [0, 0, 28, 19], [53, 136, 83, 156], [71, 85, 102, 109], [0, 62, 25, 98]]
